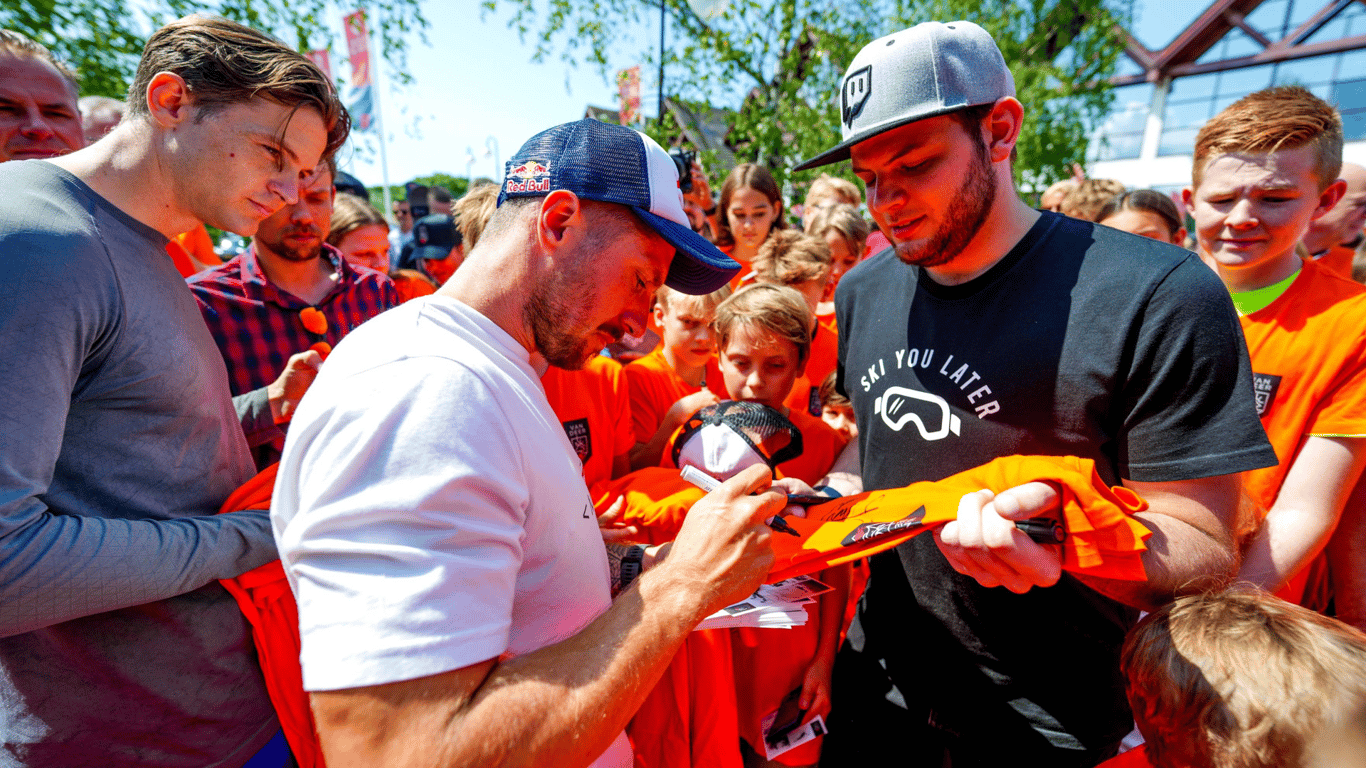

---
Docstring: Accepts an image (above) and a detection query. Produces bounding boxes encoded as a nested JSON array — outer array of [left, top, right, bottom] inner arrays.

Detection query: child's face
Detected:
[[720, 324, 804, 411], [823, 229, 861, 290], [654, 298, 716, 369], [727, 186, 780, 252], [791, 278, 827, 321], [822, 403, 857, 440], [1184, 145, 1342, 283], [1098, 208, 1184, 246]]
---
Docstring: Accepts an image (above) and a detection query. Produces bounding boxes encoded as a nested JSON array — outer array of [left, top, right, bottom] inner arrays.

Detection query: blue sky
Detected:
[[340, 2, 659, 190]]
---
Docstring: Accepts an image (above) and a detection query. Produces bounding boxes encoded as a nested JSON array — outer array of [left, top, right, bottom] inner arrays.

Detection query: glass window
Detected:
[[1164, 98, 1211, 129], [1288, 0, 1321, 30], [1217, 63, 1276, 96], [1129, 0, 1221, 52], [1197, 28, 1264, 64], [1306, 10, 1359, 45], [1168, 72, 1220, 101], [1088, 83, 1151, 161], [1246, 0, 1290, 39], [1334, 77, 1366, 114], [1274, 57, 1334, 86], [1340, 49, 1366, 77], [1159, 127, 1200, 156], [1090, 132, 1145, 162], [1342, 110, 1366, 142]]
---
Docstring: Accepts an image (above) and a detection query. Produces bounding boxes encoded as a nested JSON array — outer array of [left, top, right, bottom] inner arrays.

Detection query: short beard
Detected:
[[523, 260, 622, 370], [893, 139, 997, 268], [521, 202, 633, 369], [258, 229, 323, 263]]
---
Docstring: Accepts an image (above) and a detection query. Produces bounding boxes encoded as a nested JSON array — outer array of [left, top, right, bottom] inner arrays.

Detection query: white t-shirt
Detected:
[[273, 296, 629, 766]]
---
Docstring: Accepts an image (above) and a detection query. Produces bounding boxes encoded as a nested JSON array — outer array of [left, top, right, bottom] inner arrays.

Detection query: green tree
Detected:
[[0, 0, 430, 99], [487, 0, 1127, 194]]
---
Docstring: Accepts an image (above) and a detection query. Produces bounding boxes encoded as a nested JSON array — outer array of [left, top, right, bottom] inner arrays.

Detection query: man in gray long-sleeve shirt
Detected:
[[0, 16, 348, 767]]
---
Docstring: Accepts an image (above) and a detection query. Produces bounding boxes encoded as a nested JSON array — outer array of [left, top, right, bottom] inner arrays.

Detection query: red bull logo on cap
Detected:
[[504, 159, 552, 194]]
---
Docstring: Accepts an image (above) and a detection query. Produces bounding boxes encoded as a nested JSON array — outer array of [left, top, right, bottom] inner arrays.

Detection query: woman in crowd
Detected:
[[715, 163, 786, 285], [327, 193, 392, 273], [1096, 189, 1188, 247]]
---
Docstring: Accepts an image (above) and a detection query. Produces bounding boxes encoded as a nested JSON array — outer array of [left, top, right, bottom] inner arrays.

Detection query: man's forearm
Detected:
[[1075, 509, 1237, 611], [1075, 475, 1242, 611], [0, 506, 276, 636], [315, 563, 705, 768]]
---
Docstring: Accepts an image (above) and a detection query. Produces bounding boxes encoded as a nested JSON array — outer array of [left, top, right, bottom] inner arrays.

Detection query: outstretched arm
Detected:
[[310, 466, 782, 768], [1239, 436, 1366, 591], [935, 472, 1244, 611]]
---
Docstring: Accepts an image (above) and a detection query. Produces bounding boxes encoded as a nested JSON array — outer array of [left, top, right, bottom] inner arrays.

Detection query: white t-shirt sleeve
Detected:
[[276, 356, 531, 691]]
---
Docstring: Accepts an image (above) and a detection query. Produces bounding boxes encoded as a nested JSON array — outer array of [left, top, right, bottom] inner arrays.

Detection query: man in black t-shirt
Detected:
[[792, 21, 1277, 767]]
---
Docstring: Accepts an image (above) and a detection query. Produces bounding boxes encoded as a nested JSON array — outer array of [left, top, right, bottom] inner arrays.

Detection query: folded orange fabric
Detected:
[[767, 455, 1152, 583], [216, 464, 327, 768]]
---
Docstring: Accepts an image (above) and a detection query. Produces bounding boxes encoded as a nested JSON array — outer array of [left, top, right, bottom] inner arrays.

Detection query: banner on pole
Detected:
[[616, 66, 641, 126], [343, 9, 374, 132], [305, 49, 332, 81]]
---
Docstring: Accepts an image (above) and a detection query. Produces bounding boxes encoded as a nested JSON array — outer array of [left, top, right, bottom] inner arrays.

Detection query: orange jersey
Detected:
[[173, 224, 218, 274], [542, 355, 634, 496], [775, 406, 848, 484], [1313, 242, 1357, 280], [628, 629, 743, 768], [625, 346, 714, 444], [784, 322, 840, 417], [1239, 259, 1366, 536], [215, 464, 324, 768], [726, 406, 845, 765]]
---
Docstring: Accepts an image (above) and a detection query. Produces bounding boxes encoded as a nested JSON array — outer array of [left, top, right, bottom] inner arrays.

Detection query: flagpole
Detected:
[[368, 7, 393, 219]]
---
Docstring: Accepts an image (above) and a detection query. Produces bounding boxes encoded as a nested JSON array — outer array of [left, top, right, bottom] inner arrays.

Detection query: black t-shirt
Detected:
[[834, 212, 1276, 750]]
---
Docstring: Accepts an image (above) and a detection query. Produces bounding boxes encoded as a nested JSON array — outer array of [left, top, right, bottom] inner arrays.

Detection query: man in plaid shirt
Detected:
[[190, 158, 399, 466]]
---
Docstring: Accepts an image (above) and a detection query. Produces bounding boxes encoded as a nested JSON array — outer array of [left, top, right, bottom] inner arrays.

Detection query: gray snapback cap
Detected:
[[794, 21, 1015, 171]]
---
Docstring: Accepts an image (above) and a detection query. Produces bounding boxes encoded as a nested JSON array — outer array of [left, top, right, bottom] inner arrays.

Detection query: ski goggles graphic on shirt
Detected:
[[874, 386, 961, 440]]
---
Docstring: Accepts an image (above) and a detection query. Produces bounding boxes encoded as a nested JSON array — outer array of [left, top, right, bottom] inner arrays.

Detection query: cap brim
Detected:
[[413, 244, 453, 263], [632, 208, 740, 294], [793, 102, 984, 172]]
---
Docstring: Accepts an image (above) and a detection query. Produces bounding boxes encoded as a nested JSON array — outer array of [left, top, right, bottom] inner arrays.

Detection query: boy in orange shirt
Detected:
[[711, 283, 850, 768], [750, 230, 838, 418], [1184, 86, 1366, 604], [626, 283, 730, 469], [542, 355, 634, 500]]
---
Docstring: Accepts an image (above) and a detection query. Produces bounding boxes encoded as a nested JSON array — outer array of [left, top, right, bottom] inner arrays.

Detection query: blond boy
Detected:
[[626, 284, 731, 469], [1122, 587, 1366, 768], [1184, 86, 1366, 603]]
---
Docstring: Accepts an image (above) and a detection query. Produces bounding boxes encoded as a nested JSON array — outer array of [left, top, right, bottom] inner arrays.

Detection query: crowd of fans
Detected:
[[4, 13, 1366, 768]]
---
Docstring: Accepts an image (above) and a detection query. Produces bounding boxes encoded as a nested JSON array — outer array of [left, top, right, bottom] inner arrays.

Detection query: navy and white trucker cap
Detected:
[[795, 21, 1015, 171], [498, 119, 740, 294]]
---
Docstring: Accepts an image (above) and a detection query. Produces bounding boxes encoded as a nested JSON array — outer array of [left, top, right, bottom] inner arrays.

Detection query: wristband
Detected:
[[813, 485, 842, 499], [620, 545, 645, 591]]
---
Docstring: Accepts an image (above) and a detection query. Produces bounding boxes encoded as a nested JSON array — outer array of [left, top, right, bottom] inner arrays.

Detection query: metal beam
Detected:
[[1150, 0, 1266, 70], [1168, 31, 1366, 76], [1277, 0, 1356, 48], [1223, 9, 1275, 47]]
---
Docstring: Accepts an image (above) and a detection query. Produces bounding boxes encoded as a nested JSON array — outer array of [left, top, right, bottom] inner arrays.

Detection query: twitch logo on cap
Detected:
[[842, 66, 872, 129]]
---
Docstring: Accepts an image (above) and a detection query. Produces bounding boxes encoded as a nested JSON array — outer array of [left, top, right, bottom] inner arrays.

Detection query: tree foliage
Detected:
[[0, 0, 430, 99], [487, 0, 1128, 195]]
